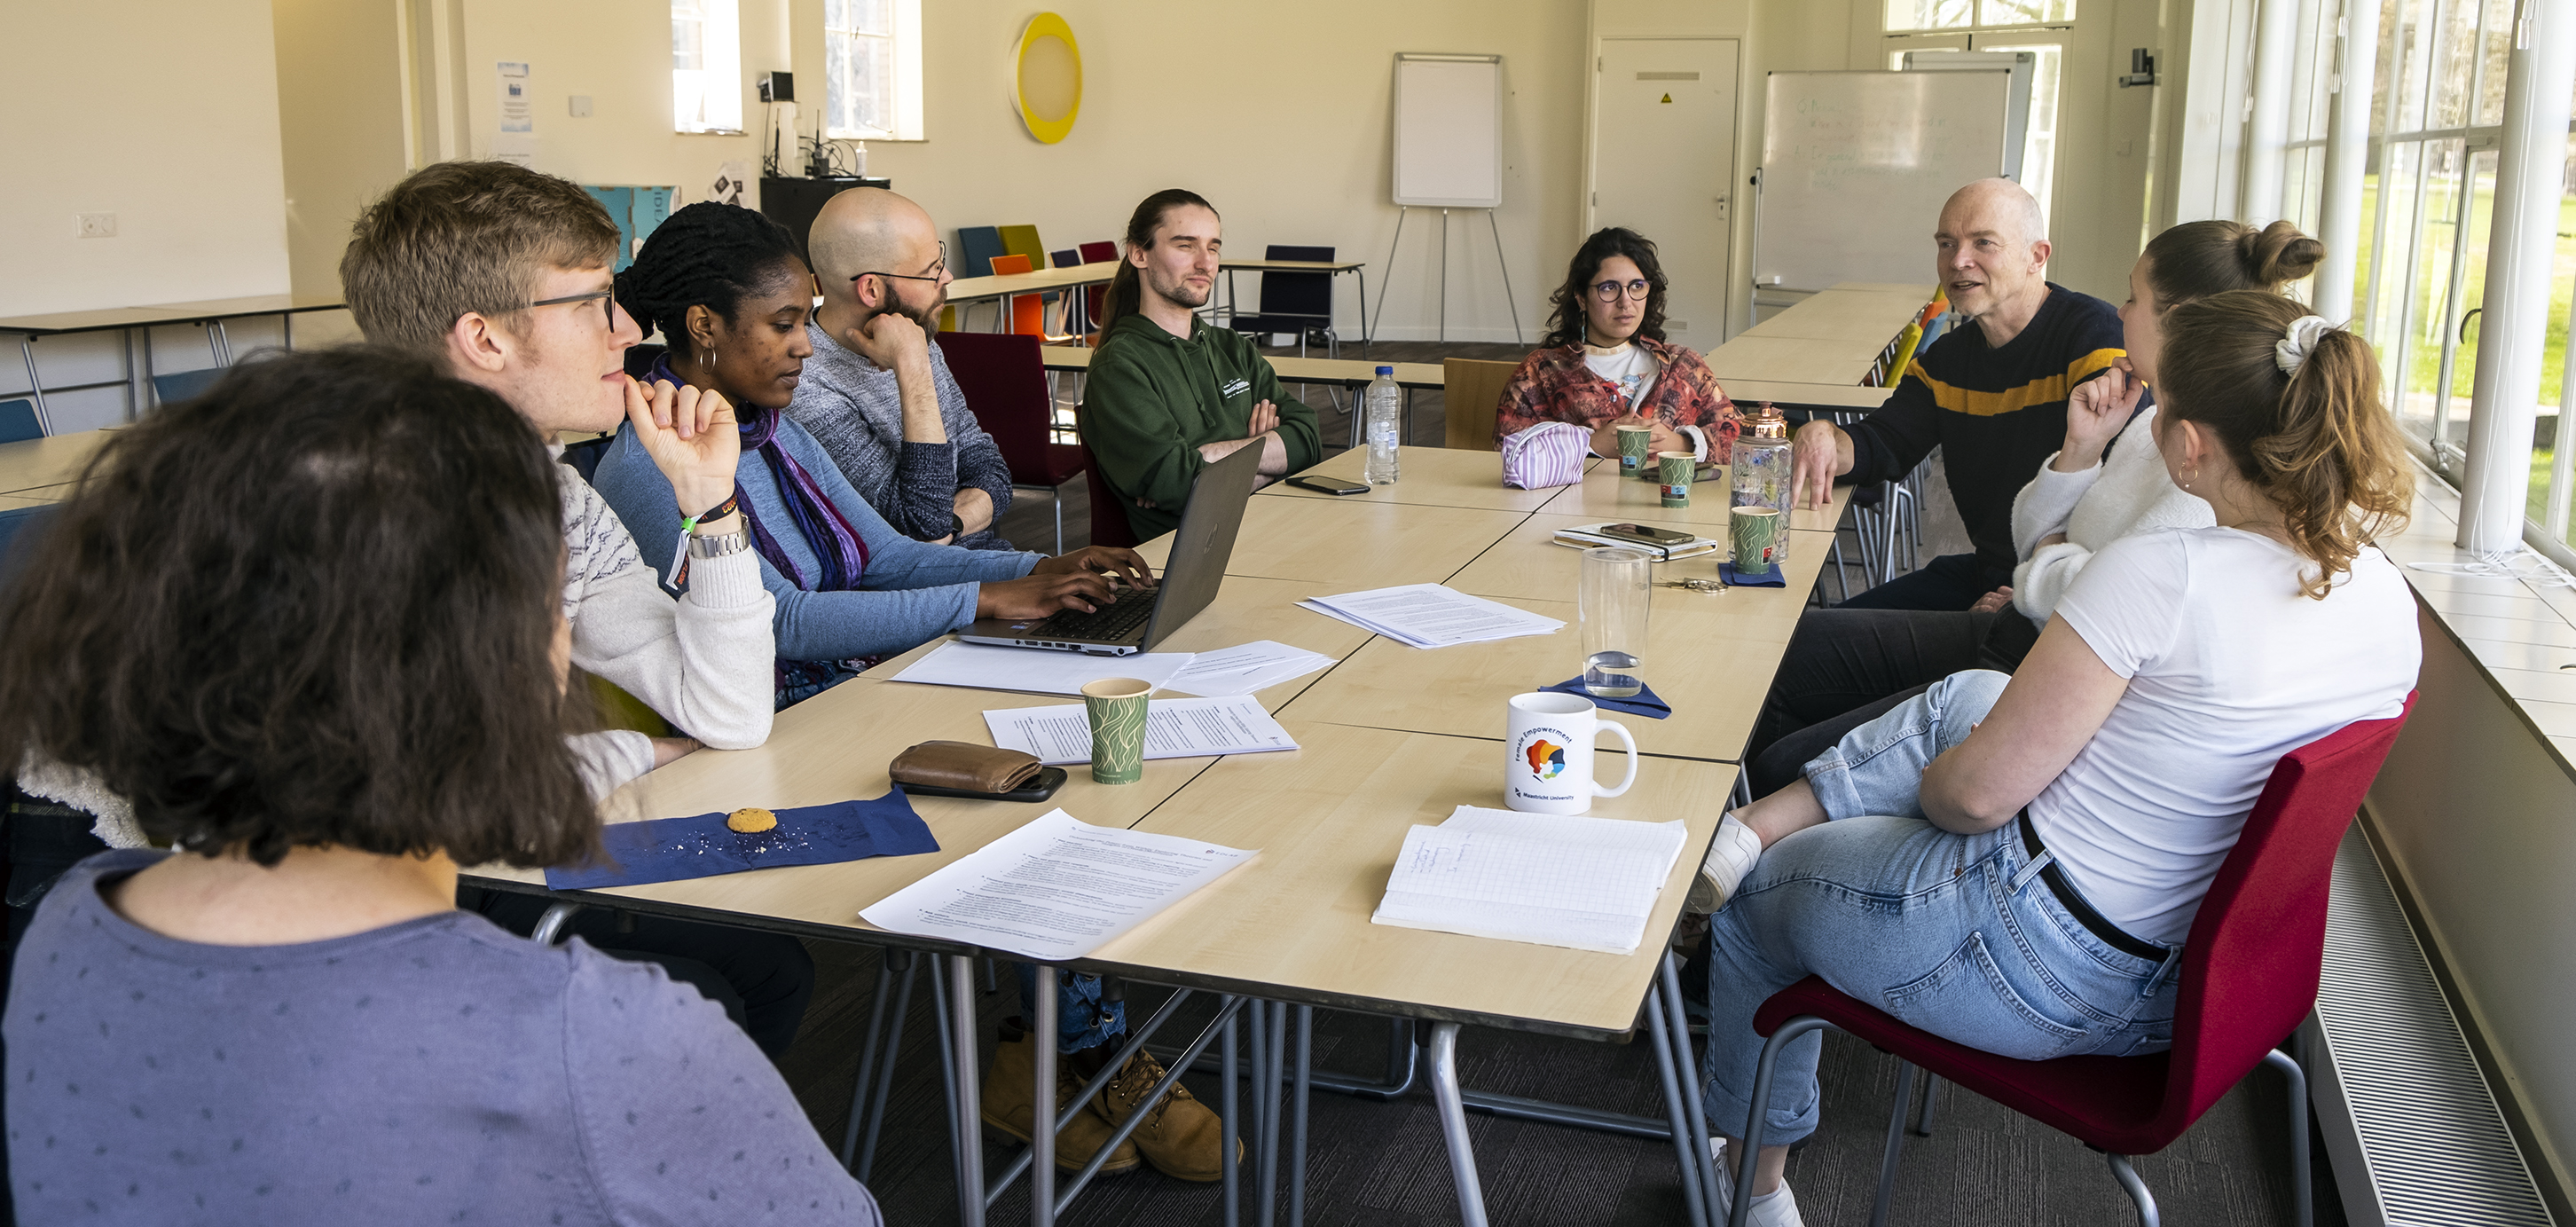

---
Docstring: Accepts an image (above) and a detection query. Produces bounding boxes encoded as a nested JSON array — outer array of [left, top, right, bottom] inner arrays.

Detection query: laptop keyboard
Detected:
[[1027, 586, 1154, 641]]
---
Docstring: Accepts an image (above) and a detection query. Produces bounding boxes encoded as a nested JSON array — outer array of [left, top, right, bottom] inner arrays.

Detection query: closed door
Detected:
[[1590, 38, 1740, 350]]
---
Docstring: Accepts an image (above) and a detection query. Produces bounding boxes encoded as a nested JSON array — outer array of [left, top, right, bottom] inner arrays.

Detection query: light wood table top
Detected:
[[944, 261, 1120, 304], [1278, 528, 1833, 763], [1702, 335, 1893, 386], [1034, 344, 1442, 389], [1715, 379, 1895, 411], [1136, 495, 1529, 588], [468, 667, 1224, 940], [1740, 288, 1930, 342], [1219, 260, 1364, 274], [0, 294, 346, 336], [0, 431, 111, 495], [1830, 281, 1939, 296], [1536, 462, 1850, 535], [1088, 720, 1730, 1038], [1261, 445, 1591, 514]]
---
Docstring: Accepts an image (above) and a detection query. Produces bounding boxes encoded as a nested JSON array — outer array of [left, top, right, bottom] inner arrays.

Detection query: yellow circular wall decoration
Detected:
[[1010, 12, 1082, 145]]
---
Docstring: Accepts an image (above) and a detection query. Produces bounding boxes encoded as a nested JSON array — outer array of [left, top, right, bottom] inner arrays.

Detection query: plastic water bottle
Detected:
[[1363, 366, 1402, 485]]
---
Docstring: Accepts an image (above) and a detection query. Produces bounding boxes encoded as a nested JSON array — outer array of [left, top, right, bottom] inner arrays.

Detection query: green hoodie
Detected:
[[1082, 312, 1323, 539]]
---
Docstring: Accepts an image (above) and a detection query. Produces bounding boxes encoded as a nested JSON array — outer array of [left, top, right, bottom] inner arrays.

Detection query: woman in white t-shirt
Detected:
[[1690, 292, 2419, 1227]]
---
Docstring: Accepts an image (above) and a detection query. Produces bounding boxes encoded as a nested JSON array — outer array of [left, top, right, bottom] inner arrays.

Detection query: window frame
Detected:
[[672, 0, 746, 136], [822, 0, 924, 143]]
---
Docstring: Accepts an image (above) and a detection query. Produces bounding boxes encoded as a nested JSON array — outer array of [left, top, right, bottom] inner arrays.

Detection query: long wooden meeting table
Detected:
[[467, 445, 1851, 1227]]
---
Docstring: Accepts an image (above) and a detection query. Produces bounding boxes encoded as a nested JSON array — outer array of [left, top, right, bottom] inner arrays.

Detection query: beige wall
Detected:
[[273, 0, 412, 299], [0, 0, 291, 318]]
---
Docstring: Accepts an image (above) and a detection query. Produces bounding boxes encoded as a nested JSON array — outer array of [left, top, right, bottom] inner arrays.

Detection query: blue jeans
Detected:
[[1016, 966, 1129, 1055], [1701, 671, 2179, 1144]]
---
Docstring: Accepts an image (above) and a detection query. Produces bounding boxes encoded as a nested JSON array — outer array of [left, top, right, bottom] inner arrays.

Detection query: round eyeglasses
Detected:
[[1591, 279, 1653, 303]]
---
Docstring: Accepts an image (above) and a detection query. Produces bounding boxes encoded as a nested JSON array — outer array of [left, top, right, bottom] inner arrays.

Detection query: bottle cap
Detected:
[[1376, 366, 1394, 375], [1748, 401, 1789, 439]]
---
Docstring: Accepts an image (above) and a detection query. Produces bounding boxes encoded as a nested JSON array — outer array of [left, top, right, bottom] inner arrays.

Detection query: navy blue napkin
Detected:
[[1719, 562, 1785, 587], [1541, 677, 1672, 720], [546, 788, 940, 891]]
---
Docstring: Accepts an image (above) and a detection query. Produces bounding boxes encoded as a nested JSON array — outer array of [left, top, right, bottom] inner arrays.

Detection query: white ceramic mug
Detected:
[[1504, 691, 1639, 814]]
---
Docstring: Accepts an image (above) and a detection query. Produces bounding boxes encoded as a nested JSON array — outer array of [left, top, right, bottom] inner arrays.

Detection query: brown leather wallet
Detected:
[[891, 741, 1044, 795]]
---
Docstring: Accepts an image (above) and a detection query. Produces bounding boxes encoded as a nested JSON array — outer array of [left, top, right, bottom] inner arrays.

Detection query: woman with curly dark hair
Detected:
[[1492, 226, 1740, 462], [0, 347, 877, 1226]]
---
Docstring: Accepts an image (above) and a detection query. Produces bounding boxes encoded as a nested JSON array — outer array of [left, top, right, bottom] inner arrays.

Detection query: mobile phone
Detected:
[[1597, 523, 1694, 547], [1286, 476, 1370, 496]]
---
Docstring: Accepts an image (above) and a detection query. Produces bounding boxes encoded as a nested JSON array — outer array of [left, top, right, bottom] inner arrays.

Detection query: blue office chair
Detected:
[[954, 226, 1010, 329], [0, 504, 60, 595], [0, 398, 41, 444], [152, 368, 225, 408], [1229, 245, 1338, 358]]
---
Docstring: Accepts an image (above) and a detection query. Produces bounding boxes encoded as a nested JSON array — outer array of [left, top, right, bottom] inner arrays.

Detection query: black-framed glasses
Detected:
[[1590, 279, 1653, 303], [529, 288, 618, 326], [852, 241, 948, 287]]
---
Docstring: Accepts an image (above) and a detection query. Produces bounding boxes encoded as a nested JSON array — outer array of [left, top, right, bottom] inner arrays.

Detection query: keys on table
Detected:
[[1660, 578, 1726, 593]]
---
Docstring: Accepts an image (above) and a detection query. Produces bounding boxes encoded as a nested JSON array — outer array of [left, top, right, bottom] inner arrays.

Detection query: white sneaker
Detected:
[[1686, 814, 1764, 915], [1706, 1139, 1805, 1227]]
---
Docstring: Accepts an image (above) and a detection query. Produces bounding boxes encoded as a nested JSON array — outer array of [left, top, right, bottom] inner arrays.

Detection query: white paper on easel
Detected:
[[860, 809, 1254, 962]]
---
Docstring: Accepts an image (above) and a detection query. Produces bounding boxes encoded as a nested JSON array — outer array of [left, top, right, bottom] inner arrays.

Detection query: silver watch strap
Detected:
[[687, 524, 752, 560]]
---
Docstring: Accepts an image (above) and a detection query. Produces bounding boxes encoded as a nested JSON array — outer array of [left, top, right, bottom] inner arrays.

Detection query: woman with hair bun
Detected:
[[1742, 219, 2331, 798], [1691, 292, 2416, 1226], [591, 202, 1156, 707]]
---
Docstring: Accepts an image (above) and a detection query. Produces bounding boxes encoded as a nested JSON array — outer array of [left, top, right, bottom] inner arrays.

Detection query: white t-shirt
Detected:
[[2035, 528, 2418, 945], [1583, 342, 1660, 408]]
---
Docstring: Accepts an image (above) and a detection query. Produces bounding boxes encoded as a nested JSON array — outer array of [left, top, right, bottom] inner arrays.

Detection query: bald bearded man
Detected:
[[1787, 178, 2124, 611], [789, 188, 1017, 548]]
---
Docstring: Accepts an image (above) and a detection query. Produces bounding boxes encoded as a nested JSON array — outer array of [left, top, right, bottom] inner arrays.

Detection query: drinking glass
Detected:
[[1579, 547, 1652, 698]]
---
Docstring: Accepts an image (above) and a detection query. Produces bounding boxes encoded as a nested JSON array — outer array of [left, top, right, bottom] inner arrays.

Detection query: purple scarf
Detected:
[[648, 356, 870, 592]]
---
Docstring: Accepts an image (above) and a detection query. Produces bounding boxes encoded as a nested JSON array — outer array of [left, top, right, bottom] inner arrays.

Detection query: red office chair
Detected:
[[1072, 404, 1139, 549], [1077, 240, 1119, 343], [932, 330, 1084, 555], [1728, 694, 2416, 1227]]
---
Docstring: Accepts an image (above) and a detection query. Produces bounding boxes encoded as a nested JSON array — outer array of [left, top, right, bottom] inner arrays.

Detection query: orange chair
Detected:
[[986, 254, 1055, 339]]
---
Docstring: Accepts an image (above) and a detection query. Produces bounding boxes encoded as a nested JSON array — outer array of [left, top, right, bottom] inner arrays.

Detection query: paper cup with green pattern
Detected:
[[1080, 677, 1156, 784], [1658, 451, 1695, 508], [1615, 424, 1656, 476]]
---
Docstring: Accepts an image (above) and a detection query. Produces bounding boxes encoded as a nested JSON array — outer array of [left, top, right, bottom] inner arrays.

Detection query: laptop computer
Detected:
[[956, 440, 1262, 656]]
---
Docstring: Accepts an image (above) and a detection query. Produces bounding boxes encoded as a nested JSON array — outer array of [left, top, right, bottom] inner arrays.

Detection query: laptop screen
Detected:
[[1136, 440, 1264, 649]]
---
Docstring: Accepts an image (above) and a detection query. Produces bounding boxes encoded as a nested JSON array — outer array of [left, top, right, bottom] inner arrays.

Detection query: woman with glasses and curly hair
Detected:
[[1493, 227, 1740, 463]]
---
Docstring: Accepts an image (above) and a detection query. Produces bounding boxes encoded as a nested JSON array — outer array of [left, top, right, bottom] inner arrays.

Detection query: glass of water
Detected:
[[1579, 547, 1652, 699]]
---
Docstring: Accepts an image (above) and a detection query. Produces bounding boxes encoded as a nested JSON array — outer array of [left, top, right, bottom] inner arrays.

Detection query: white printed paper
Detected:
[[860, 809, 1254, 962], [1163, 641, 1337, 697], [983, 695, 1300, 766], [1300, 584, 1563, 649], [1366, 806, 1685, 955], [890, 641, 1195, 695]]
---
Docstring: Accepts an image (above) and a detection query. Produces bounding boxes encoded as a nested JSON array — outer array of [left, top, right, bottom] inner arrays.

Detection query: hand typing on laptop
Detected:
[[974, 547, 1158, 619]]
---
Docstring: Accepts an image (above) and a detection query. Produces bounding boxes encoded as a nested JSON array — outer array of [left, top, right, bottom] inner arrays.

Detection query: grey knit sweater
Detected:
[[785, 321, 1016, 549]]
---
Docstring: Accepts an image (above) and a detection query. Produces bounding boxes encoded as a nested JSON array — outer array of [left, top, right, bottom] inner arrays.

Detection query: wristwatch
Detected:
[[687, 523, 751, 560], [946, 512, 966, 539]]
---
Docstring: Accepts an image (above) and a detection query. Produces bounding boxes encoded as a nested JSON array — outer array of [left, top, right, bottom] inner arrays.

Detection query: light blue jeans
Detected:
[[1700, 670, 2181, 1144]]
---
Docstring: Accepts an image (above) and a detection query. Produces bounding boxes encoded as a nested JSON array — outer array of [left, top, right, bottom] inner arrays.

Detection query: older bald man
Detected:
[[1787, 177, 2124, 611], [789, 188, 1016, 548]]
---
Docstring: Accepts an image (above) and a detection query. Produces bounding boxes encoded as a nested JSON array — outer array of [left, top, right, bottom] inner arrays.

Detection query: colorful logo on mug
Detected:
[[1525, 738, 1567, 780]]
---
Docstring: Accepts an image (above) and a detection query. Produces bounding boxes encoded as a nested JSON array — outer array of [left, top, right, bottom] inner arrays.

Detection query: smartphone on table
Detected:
[[1596, 523, 1694, 547], [1285, 476, 1370, 496]]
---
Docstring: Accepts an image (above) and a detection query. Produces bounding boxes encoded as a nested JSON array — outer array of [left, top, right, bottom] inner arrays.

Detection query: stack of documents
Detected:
[[1370, 806, 1688, 955], [984, 694, 1300, 765], [1300, 584, 1564, 649], [890, 641, 1195, 695], [1164, 641, 1337, 697], [1551, 523, 1720, 562], [860, 809, 1255, 962]]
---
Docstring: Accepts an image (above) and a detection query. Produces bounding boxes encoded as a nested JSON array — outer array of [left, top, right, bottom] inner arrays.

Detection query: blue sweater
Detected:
[[593, 414, 1039, 666]]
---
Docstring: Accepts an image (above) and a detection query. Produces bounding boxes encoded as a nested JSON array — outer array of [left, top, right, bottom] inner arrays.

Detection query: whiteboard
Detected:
[[1755, 71, 2010, 294], [1392, 54, 1502, 208]]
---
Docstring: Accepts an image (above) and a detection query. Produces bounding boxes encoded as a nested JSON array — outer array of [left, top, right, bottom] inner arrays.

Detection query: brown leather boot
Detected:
[[979, 1025, 1142, 1176], [1091, 1049, 1238, 1182]]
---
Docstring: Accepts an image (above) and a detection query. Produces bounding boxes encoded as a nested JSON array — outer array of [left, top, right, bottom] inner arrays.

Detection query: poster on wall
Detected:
[[710, 161, 750, 208], [496, 61, 536, 166]]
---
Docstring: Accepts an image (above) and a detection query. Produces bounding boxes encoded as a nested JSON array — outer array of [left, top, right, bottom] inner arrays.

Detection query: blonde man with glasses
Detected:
[[793, 188, 1017, 548]]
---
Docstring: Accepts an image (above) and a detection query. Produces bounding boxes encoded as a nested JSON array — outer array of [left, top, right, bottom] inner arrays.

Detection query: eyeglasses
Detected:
[[853, 241, 949, 288], [528, 288, 618, 326], [1591, 279, 1653, 303]]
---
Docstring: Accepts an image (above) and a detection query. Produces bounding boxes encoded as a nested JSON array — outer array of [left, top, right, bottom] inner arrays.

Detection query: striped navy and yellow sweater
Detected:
[[1847, 283, 2124, 582]]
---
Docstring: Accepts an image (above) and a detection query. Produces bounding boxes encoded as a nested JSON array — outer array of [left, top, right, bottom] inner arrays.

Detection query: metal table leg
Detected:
[[1661, 953, 1724, 1217], [1222, 1001, 1241, 1227], [1645, 994, 1712, 1227], [1289, 1005, 1311, 1227], [840, 952, 901, 1168], [530, 901, 581, 945], [1031, 965, 1057, 1227], [1426, 1022, 1489, 1227], [949, 954, 987, 1227], [855, 953, 920, 1184], [16, 335, 50, 434]]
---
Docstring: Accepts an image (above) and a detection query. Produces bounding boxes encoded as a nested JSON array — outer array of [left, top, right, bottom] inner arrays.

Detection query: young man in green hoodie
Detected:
[[1081, 189, 1323, 539]]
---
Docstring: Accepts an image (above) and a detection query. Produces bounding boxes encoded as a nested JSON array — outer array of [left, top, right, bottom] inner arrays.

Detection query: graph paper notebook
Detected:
[[1369, 806, 1686, 955]]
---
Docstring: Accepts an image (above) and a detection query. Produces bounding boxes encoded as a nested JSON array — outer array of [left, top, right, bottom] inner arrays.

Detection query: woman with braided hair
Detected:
[[593, 202, 1155, 706], [1689, 291, 2418, 1227]]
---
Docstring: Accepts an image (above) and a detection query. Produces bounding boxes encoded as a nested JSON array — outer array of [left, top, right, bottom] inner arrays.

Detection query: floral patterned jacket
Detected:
[[1493, 336, 1740, 464]]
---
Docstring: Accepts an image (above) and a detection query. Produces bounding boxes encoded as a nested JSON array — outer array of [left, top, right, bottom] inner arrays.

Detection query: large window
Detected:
[[672, 0, 743, 135], [824, 0, 923, 141], [1882, 3, 2070, 229]]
